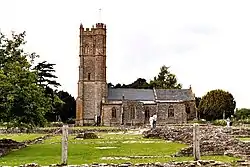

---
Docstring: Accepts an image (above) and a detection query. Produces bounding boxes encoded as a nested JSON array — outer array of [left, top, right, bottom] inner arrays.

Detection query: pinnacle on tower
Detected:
[[80, 23, 83, 28]]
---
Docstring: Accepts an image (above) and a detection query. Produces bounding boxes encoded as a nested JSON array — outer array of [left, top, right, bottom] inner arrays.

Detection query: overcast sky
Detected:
[[1, 0, 250, 108]]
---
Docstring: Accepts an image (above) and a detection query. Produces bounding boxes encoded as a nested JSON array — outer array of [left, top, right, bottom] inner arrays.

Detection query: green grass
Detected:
[[237, 137, 250, 142], [0, 133, 239, 166], [0, 133, 45, 142], [39, 126, 121, 130]]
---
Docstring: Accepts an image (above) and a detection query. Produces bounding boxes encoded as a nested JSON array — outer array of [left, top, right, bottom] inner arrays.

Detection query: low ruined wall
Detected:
[[0, 139, 26, 157], [0, 133, 54, 157], [143, 126, 250, 159], [12, 160, 250, 167], [0, 127, 126, 134]]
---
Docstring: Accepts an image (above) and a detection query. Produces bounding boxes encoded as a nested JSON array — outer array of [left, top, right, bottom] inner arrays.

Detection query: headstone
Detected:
[[193, 123, 200, 161], [61, 124, 68, 165]]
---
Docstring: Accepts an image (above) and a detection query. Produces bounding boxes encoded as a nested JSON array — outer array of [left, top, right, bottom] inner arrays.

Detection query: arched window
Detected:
[[130, 106, 135, 119], [186, 105, 190, 114], [111, 107, 116, 118], [168, 105, 174, 117]]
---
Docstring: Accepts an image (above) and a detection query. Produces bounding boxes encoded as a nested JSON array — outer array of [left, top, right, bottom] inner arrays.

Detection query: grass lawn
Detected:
[[0, 133, 239, 166], [0, 133, 45, 142], [237, 137, 250, 142]]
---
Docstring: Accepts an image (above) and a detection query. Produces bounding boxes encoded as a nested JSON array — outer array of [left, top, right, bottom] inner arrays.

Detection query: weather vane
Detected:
[[99, 8, 102, 23]]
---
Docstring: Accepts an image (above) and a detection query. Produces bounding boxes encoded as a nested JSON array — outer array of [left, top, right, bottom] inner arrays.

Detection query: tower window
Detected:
[[88, 73, 91, 80]]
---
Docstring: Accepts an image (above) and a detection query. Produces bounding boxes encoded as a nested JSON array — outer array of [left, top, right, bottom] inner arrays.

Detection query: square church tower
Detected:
[[76, 23, 107, 126]]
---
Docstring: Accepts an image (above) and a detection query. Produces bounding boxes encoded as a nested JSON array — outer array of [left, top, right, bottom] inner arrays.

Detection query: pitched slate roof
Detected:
[[107, 88, 195, 102], [155, 89, 195, 101], [107, 88, 155, 101]]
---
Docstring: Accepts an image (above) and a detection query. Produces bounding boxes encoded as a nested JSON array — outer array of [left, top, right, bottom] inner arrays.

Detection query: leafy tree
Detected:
[[195, 97, 201, 119], [108, 65, 182, 90], [107, 82, 114, 88], [149, 65, 182, 89], [33, 61, 63, 119], [195, 97, 201, 108], [54, 91, 76, 123], [126, 78, 150, 89], [33, 61, 60, 88], [235, 108, 250, 120], [198, 89, 236, 121], [0, 31, 51, 128]]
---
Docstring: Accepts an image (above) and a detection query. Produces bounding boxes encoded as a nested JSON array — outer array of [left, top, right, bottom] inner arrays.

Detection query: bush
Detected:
[[66, 118, 75, 124], [235, 108, 250, 120], [188, 119, 207, 124], [48, 122, 64, 127], [212, 119, 227, 126], [236, 119, 250, 124]]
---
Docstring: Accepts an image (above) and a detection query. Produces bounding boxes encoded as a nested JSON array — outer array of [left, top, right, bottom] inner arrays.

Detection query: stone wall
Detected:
[[143, 126, 250, 160], [13, 160, 250, 167], [0, 139, 26, 157], [76, 24, 107, 126], [185, 101, 196, 120], [157, 103, 187, 124], [102, 104, 122, 126], [102, 101, 194, 126]]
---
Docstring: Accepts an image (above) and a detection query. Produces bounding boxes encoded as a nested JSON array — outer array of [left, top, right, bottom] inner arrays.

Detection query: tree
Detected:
[[33, 61, 63, 120], [0, 31, 51, 128], [33, 61, 61, 88], [107, 82, 114, 88], [54, 91, 76, 123], [149, 65, 182, 89], [126, 78, 150, 89], [195, 97, 202, 119], [235, 108, 250, 120], [198, 89, 236, 121]]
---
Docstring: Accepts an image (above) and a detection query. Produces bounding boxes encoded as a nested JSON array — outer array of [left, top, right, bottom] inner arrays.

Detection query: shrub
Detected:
[[212, 119, 227, 126], [237, 119, 250, 124]]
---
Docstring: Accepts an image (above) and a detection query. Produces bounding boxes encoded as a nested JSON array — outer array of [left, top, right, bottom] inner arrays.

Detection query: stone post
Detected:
[[193, 123, 200, 161], [61, 124, 68, 165]]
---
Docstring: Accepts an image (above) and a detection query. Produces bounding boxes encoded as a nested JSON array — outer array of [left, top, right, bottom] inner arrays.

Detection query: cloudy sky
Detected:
[[1, 0, 250, 108]]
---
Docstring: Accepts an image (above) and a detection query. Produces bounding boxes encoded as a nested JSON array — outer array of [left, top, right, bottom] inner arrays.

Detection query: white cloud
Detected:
[[0, 0, 250, 108]]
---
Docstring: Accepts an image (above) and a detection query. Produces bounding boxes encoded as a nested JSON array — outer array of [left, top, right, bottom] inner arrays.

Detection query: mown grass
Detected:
[[237, 137, 250, 142], [0, 133, 45, 142], [0, 133, 239, 166]]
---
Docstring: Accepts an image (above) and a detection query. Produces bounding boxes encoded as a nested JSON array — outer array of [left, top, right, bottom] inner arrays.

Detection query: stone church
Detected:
[[75, 22, 197, 126]]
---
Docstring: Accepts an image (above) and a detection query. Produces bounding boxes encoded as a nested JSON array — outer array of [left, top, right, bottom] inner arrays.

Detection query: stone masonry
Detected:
[[76, 23, 107, 126], [76, 22, 197, 126]]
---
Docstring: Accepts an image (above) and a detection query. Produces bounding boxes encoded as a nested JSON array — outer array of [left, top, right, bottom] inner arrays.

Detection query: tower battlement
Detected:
[[79, 23, 106, 32]]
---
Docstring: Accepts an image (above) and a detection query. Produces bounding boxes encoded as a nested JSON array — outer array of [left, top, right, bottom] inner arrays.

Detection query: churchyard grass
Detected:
[[237, 137, 250, 142], [0, 133, 239, 166], [0, 134, 45, 142]]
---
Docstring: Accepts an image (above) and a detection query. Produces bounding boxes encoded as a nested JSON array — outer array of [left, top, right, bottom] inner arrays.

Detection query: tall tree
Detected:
[[33, 61, 63, 120], [149, 65, 182, 89], [198, 89, 236, 121], [33, 61, 61, 88], [0, 31, 51, 128], [54, 91, 76, 123]]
